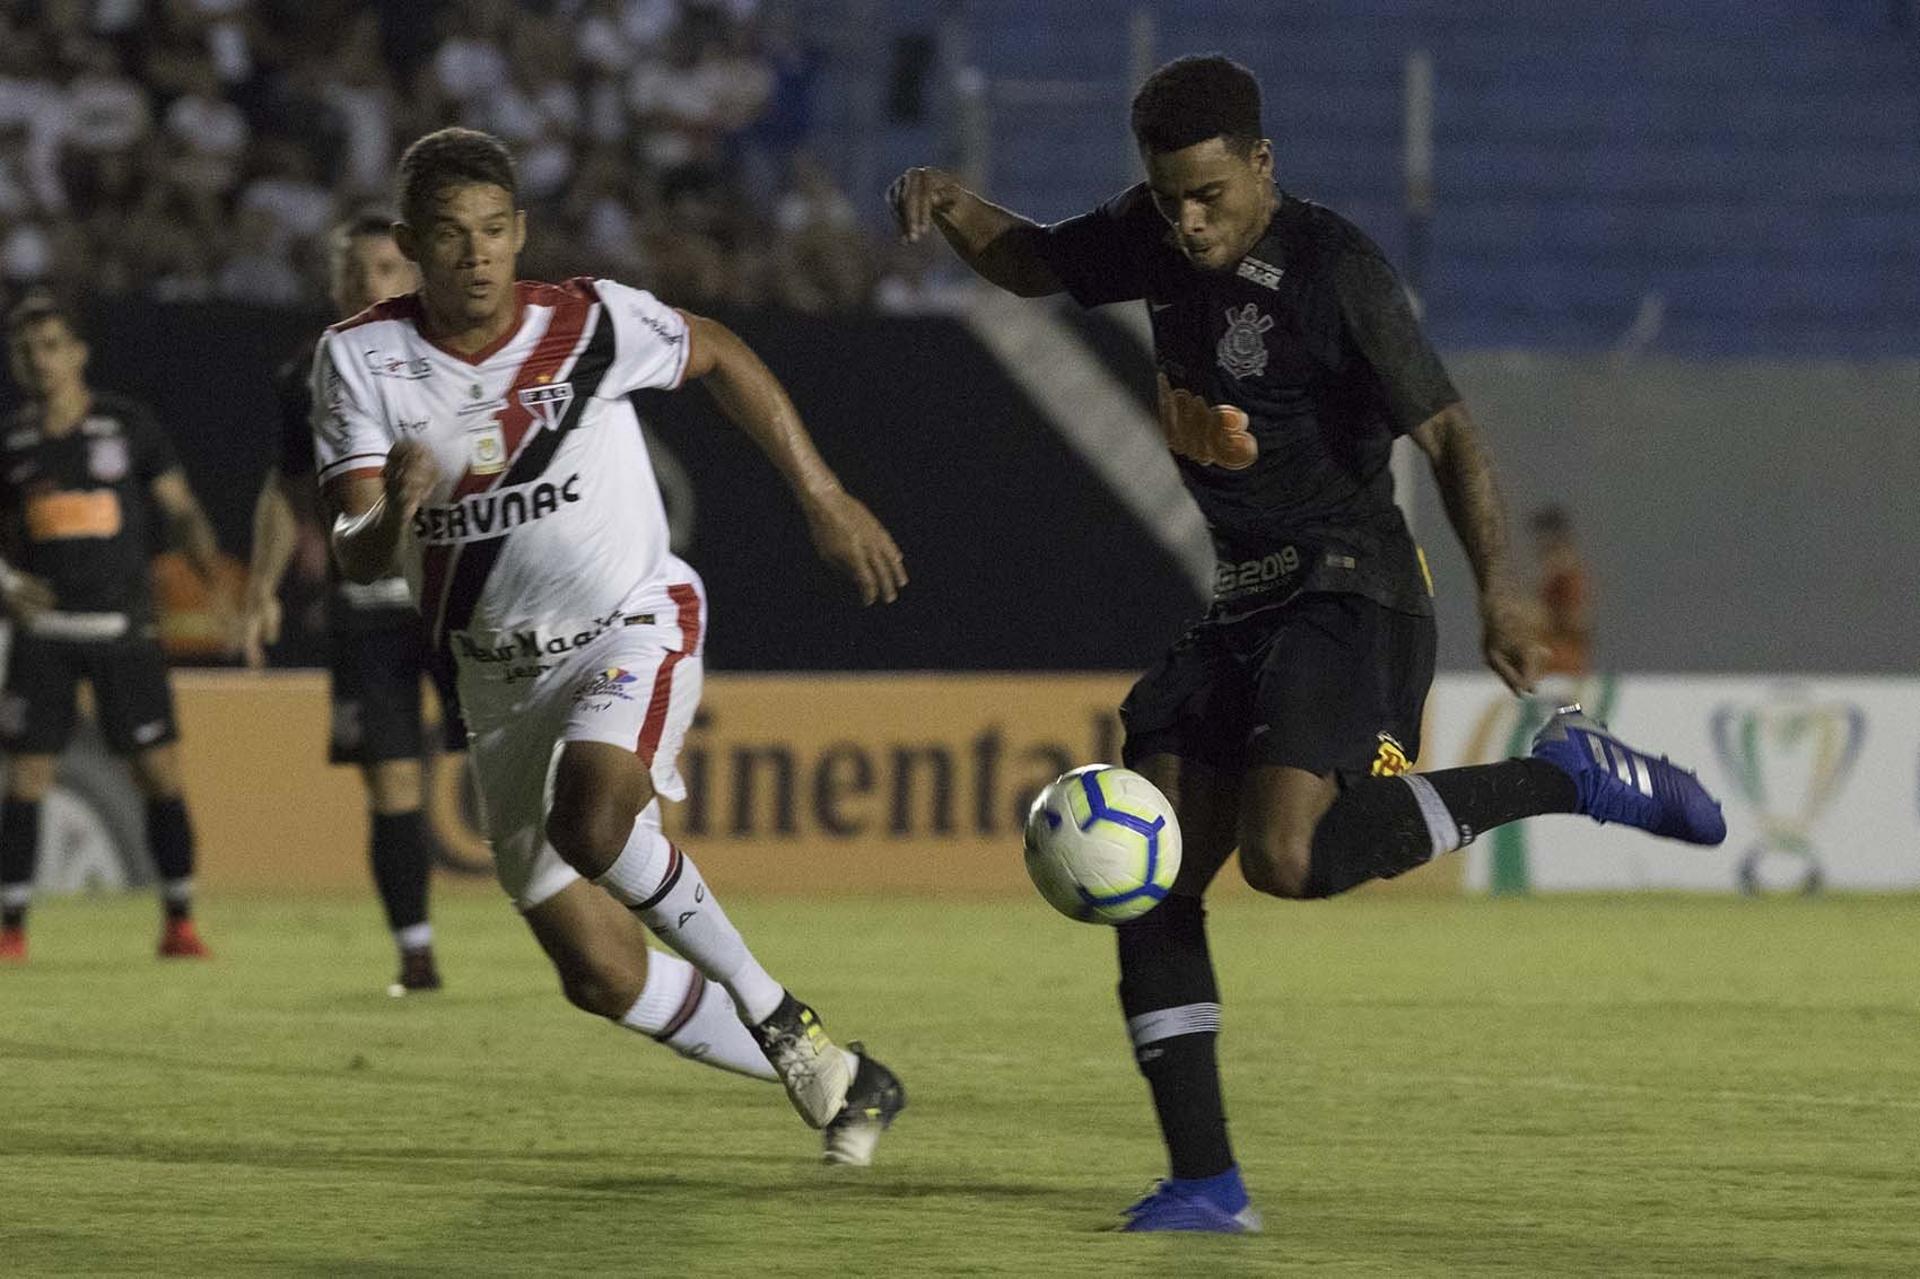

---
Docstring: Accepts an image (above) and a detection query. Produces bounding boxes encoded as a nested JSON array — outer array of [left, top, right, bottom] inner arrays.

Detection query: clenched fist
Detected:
[[384, 440, 439, 517], [887, 166, 963, 244]]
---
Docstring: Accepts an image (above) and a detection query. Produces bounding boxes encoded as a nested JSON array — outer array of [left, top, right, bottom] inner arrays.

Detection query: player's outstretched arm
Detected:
[[327, 442, 436, 586], [887, 166, 1064, 298], [240, 470, 299, 667], [151, 469, 224, 586], [1411, 404, 1545, 695], [0, 558, 55, 624], [680, 312, 906, 605]]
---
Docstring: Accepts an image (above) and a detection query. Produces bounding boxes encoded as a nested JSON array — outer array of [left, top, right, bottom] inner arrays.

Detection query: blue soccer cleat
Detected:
[[1531, 704, 1727, 845], [1115, 1169, 1263, 1234]]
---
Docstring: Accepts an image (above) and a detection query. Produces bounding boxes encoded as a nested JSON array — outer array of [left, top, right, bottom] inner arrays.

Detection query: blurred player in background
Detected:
[[314, 128, 908, 1163], [0, 296, 226, 963], [1530, 504, 1592, 677], [892, 54, 1725, 1229], [242, 211, 461, 995]]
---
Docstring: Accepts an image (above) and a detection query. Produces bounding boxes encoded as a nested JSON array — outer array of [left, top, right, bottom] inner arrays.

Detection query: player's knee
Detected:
[[557, 953, 645, 1018], [129, 747, 184, 800], [365, 759, 423, 814], [1239, 837, 1314, 899], [6, 756, 57, 801], [544, 801, 630, 880]]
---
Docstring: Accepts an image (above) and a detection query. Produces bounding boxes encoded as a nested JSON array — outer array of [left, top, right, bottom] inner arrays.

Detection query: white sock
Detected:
[[394, 922, 433, 952], [619, 949, 778, 1080], [593, 802, 786, 1024]]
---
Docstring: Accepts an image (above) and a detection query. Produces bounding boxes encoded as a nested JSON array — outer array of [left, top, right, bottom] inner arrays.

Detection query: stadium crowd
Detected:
[[0, 0, 878, 312]]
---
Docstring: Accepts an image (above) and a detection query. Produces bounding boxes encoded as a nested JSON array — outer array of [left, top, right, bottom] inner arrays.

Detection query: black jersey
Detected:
[[0, 392, 178, 624], [1037, 185, 1458, 617], [274, 340, 415, 633]]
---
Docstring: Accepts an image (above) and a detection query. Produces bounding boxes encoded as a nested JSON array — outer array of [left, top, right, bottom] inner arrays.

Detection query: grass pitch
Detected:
[[3, 890, 1916, 1276]]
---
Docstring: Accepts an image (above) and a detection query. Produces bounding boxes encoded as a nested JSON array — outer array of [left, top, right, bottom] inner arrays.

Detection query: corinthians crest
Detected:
[[1216, 303, 1274, 379], [1711, 692, 1864, 894]]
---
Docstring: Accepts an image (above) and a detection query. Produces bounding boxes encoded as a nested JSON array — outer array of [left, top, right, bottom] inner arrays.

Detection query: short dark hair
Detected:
[[396, 128, 517, 226], [333, 208, 399, 244], [1530, 504, 1573, 537], [5, 291, 81, 341], [1130, 54, 1264, 156], [328, 207, 399, 258]]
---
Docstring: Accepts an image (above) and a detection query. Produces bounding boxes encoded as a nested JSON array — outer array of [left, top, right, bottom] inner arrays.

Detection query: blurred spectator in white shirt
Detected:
[[237, 137, 333, 248], [164, 55, 248, 222], [60, 40, 151, 156], [216, 204, 302, 303], [319, 12, 398, 198], [430, 0, 512, 110]]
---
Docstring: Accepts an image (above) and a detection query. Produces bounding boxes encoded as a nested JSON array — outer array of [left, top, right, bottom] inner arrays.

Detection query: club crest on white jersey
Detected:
[[309, 277, 695, 647]]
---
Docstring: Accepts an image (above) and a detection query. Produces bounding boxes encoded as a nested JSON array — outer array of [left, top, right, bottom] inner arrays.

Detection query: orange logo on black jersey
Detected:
[[26, 489, 122, 541], [1156, 374, 1257, 470]]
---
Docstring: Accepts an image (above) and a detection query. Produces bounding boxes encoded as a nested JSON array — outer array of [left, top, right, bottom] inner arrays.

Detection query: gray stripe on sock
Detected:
[[1399, 773, 1462, 859], [1127, 1002, 1222, 1047]]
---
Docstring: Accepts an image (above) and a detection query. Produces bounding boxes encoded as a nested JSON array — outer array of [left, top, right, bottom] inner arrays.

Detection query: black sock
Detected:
[[1116, 894, 1234, 1180], [370, 810, 431, 937], [0, 798, 41, 930], [146, 798, 195, 921], [1303, 759, 1577, 898]]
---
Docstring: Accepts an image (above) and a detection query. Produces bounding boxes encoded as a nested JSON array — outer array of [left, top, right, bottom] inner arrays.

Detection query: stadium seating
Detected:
[[843, 1, 1920, 355]]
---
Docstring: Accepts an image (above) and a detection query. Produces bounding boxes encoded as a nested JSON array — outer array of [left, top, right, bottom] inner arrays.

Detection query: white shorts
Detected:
[[456, 580, 706, 910]]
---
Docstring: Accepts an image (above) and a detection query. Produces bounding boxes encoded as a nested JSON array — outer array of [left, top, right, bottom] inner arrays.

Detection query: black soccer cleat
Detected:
[[387, 946, 443, 997], [822, 1042, 906, 1167]]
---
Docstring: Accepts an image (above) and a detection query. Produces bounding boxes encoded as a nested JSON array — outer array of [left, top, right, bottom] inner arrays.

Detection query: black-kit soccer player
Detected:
[[892, 55, 1726, 1231], [241, 211, 464, 995], [0, 296, 227, 963]]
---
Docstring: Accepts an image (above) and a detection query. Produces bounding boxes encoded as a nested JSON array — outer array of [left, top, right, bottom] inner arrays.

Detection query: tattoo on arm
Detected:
[[1417, 405, 1515, 602]]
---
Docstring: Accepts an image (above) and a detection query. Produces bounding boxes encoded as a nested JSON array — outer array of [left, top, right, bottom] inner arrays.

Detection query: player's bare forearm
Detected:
[[330, 443, 436, 585], [888, 168, 1063, 298], [247, 472, 299, 602], [151, 470, 223, 584], [328, 478, 405, 585], [683, 314, 842, 501], [681, 314, 908, 604], [1413, 403, 1543, 693], [180, 513, 223, 585], [329, 495, 406, 584], [1412, 404, 1516, 602]]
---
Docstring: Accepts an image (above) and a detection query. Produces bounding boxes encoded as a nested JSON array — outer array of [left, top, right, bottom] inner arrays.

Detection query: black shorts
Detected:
[[0, 631, 179, 756], [1120, 592, 1436, 782], [328, 623, 468, 765]]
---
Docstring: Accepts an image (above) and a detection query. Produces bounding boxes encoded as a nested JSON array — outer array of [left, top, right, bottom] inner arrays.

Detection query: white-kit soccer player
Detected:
[[312, 128, 908, 1163]]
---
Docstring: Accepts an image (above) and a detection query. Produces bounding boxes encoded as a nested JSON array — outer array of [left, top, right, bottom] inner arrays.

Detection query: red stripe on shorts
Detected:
[[635, 583, 702, 766]]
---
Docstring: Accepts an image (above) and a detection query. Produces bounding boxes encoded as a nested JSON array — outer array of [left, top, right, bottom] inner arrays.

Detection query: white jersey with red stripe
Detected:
[[310, 277, 695, 652]]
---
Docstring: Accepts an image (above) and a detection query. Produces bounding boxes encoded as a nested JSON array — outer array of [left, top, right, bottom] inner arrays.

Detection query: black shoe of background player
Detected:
[[823, 1042, 907, 1167], [388, 946, 442, 997]]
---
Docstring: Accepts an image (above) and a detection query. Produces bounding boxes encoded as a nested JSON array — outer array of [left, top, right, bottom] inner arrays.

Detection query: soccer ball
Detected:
[[1022, 765, 1182, 924]]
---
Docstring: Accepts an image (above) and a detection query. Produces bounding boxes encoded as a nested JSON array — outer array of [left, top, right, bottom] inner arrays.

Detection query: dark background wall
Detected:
[[3, 301, 1204, 671], [1425, 353, 1920, 675], [8, 302, 1913, 674]]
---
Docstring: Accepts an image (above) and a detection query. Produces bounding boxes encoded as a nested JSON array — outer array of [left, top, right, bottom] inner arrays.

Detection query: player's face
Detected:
[[330, 232, 419, 319], [402, 183, 526, 327], [7, 317, 88, 397], [1142, 137, 1276, 272]]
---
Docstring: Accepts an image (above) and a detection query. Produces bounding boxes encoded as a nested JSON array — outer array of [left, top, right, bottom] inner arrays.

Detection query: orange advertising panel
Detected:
[[172, 671, 1457, 898], [657, 673, 1132, 896]]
